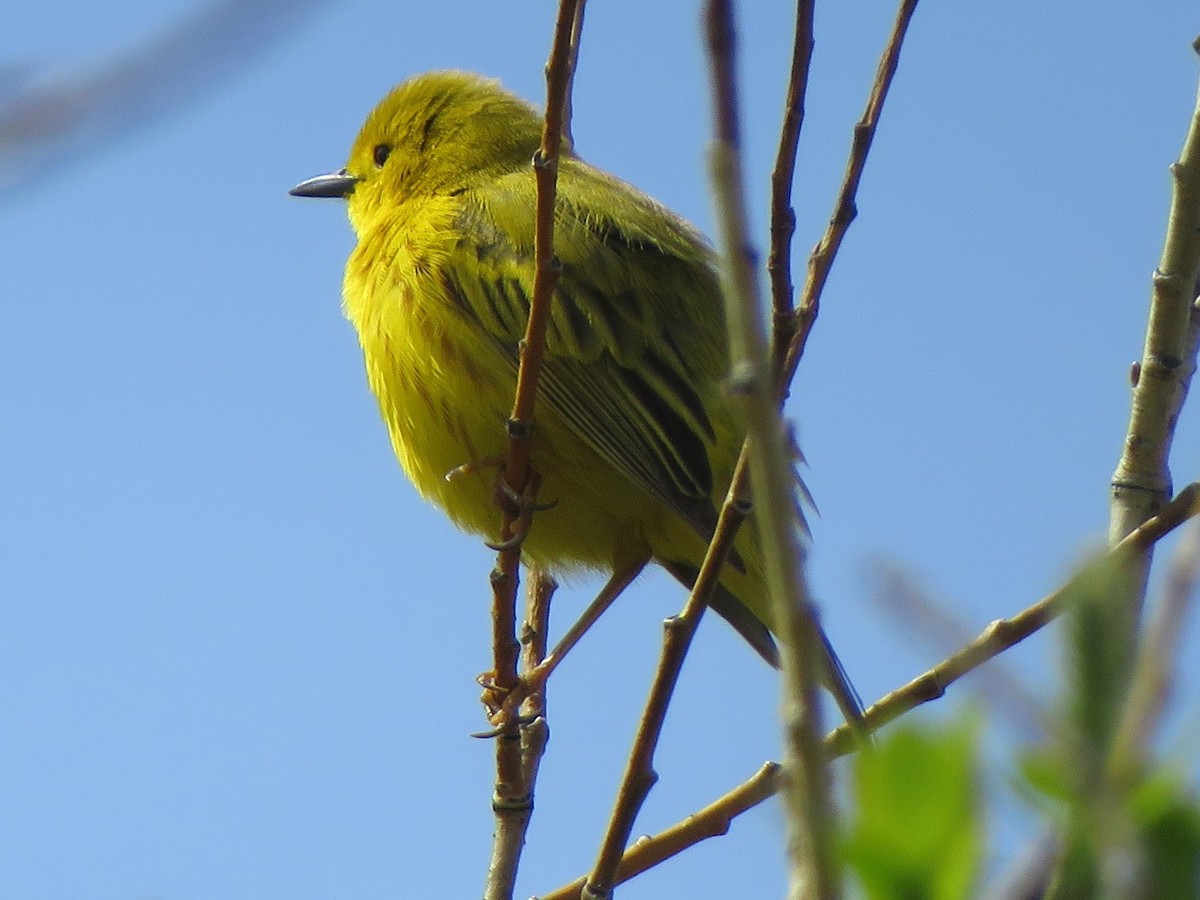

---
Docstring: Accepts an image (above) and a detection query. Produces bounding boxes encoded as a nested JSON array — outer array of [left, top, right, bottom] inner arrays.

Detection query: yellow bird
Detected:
[[292, 70, 858, 716]]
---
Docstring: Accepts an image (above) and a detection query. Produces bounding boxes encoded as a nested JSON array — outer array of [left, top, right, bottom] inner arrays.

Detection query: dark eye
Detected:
[[372, 144, 392, 168]]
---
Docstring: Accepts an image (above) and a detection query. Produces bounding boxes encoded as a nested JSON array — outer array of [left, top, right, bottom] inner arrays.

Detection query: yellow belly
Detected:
[[347, 260, 669, 575]]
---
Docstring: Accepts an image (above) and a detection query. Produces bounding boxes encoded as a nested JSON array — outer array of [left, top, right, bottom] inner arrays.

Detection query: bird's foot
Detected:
[[485, 467, 555, 551], [474, 663, 551, 733]]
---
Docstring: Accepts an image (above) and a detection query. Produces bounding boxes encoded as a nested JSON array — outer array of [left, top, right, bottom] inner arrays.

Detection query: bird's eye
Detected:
[[372, 144, 392, 168]]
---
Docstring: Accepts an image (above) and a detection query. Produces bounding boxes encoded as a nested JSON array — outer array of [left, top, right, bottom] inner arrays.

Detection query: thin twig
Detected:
[[539, 763, 781, 900], [545, 484, 1200, 897], [483, 3, 584, 898], [780, 0, 919, 393], [487, 572, 556, 898], [580, 456, 754, 899], [704, 2, 835, 897], [1108, 40, 1200, 606], [768, 0, 815, 363], [561, 0, 587, 147], [518, 570, 555, 830], [871, 562, 1045, 741]]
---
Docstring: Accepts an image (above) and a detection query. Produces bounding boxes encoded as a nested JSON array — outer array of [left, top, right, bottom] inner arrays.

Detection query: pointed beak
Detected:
[[289, 168, 358, 199]]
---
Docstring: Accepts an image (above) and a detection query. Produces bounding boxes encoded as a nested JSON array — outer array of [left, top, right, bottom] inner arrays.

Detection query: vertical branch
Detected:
[[780, 0, 919, 392], [484, 3, 584, 898], [571, 2, 918, 895], [1110, 519, 1200, 777], [561, 0, 588, 147], [768, 0, 816, 363], [1109, 41, 1200, 613], [704, 2, 837, 898]]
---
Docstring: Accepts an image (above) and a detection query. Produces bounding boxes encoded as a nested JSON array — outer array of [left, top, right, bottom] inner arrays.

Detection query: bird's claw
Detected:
[[477, 663, 552, 729], [483, 468, 552, 552]]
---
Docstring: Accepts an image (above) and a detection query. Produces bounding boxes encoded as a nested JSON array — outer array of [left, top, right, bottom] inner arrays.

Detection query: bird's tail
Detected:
[[661, 559, 866, 731]]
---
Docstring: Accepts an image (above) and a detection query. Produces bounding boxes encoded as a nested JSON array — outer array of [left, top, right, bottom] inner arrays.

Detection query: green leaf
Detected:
[[842, 720, 981, 900], [1129, 775, 1200, 899]]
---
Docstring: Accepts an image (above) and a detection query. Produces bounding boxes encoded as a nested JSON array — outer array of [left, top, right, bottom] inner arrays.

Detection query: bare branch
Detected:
[[768, 0, 815, 361], [780, 0, 920, 391], [577, 3, 921, 895], [580, 460, 754, 899], [704, 1, 836, 896], [1109, 42, 1200, 610], [539, 763, 780, 900], [484, 4, 585, 897]]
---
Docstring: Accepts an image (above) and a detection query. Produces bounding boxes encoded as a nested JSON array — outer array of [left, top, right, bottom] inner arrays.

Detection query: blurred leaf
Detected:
[[1059, 551, 1139, 766], [1129, 774, 1200, 899], [843, 720, 980, 900], [1016, 747, 1073, 810]]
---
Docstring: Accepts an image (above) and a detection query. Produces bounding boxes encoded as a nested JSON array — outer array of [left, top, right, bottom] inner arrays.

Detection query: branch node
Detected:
[[506, 417, 533, 440]]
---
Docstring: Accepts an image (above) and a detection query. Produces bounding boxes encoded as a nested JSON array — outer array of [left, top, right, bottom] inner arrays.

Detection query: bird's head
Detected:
[[290, 71, 548, 232]]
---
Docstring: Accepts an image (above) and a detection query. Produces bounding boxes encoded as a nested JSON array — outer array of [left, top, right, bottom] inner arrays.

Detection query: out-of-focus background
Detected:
[[4, 1, 1198, 896]]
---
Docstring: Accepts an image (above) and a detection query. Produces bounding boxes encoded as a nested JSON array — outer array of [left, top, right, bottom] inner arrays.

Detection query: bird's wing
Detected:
[[439, 163, 732, 544]]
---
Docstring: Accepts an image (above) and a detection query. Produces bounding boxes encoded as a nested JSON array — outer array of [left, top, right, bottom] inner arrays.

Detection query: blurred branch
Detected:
[[483, 3, 583, 897], [704, 0, 836, 896], [982, 828, 1060, 900], [1110, 519, 1200, 777], [871, 562, 1046, 741], [1108, 39, 1200, 607], [0, 0, 328, 198], [578, 3, 919, 896], [824, 483, 1200, 758]]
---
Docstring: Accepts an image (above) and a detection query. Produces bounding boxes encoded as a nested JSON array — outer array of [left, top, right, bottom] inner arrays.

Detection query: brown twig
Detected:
[[546, 484, 1200, 897], [780, 0, 919, 392], [768, 0, 815, 363], [561, 0, 588, 147], [487, 571, 556, 898], [580, 455, 754, 899], [518, 569, 556, 817], [539, 763, 781, 900], [705, 1, 836, 896], [483, 3, 584, 898]]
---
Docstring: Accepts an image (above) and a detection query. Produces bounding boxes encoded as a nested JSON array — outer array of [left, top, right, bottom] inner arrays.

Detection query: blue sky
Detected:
[[4, 1, 1200, 897]]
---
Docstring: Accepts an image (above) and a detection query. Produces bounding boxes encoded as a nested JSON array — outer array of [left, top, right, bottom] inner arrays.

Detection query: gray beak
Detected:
[[289, 169, 358, 198]]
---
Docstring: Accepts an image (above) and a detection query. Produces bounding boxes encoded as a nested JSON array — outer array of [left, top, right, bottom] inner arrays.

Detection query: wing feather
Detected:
[[439, 163, 734, 545]]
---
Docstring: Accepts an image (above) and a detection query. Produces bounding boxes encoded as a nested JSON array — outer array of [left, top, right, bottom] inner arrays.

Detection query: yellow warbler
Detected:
[[292, 70, 857, 710]]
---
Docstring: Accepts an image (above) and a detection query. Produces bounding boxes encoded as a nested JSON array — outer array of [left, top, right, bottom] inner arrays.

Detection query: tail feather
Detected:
[[660, 560, 779, 666], [660, 559, 866, 730], [817, 624, 867, 730]]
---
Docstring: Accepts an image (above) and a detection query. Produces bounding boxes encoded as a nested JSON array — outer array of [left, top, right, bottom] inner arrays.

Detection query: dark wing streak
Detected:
[[445, 187, 742, 561]]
